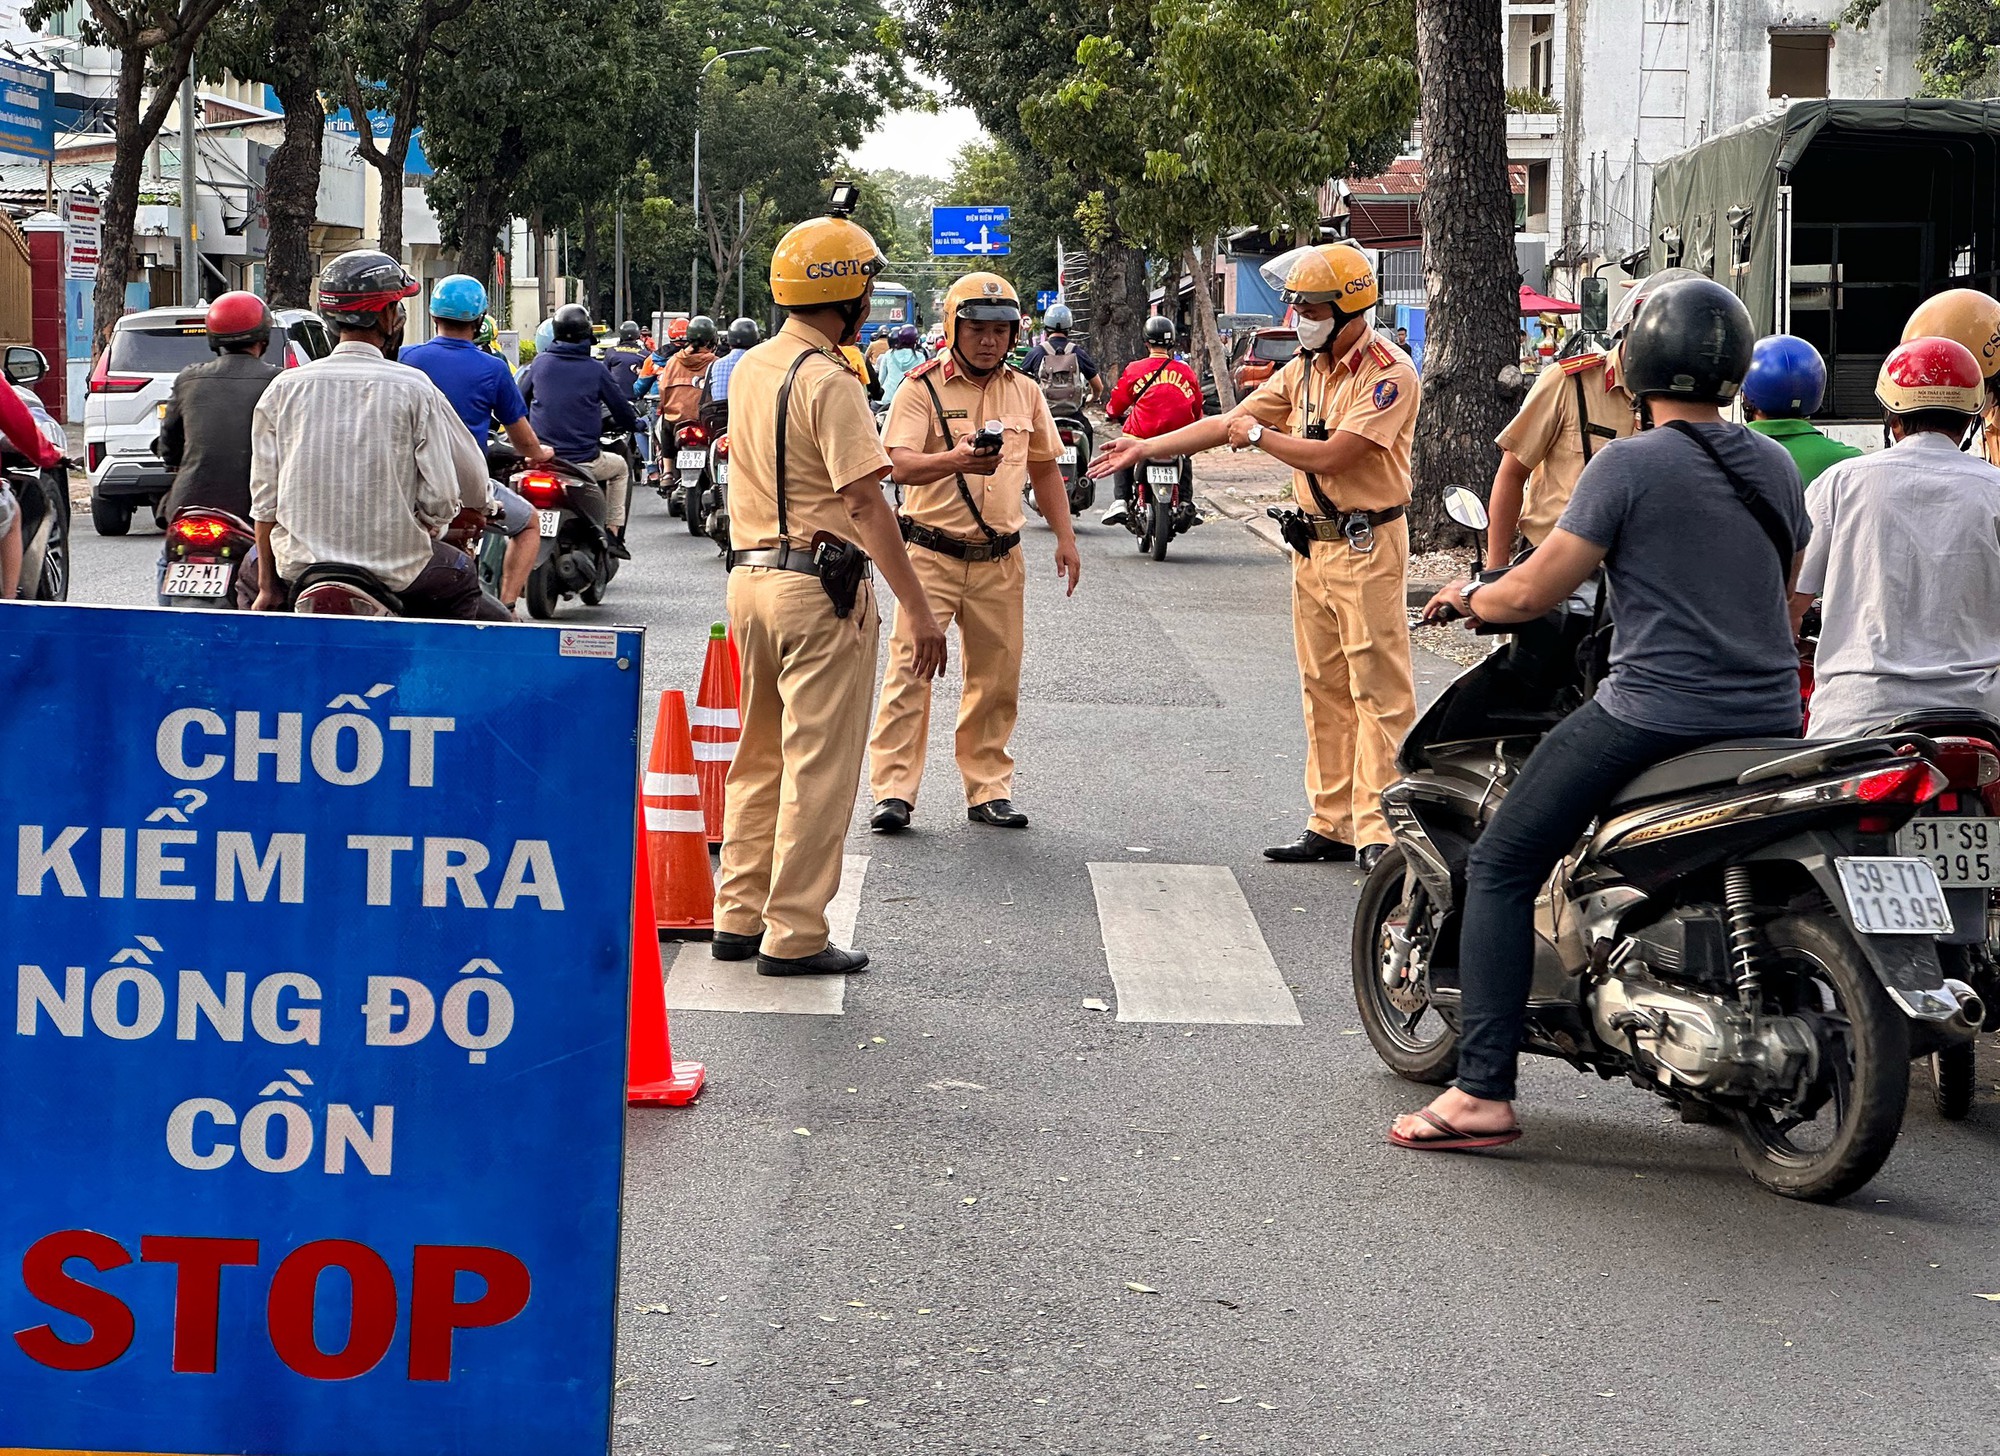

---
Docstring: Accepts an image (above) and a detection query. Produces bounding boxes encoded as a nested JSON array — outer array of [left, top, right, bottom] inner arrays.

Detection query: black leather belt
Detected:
[[1301, 505, 1404, 542], [899, 518, 1020, 562], [726, 544, 872, 579]]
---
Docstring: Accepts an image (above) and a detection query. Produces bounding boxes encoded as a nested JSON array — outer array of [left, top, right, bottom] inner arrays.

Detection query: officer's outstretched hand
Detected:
[[1055, 540, 1081, 596], [1087, 435, 1146, 480], [909, 613, 949, 680]]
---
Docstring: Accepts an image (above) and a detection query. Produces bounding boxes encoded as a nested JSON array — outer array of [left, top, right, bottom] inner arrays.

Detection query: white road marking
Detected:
[[1087, 862, 1303, 1026], [664, 854, 868, 1015]]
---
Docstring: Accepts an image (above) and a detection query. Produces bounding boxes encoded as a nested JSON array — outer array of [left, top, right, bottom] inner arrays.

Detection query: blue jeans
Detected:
[[1452, 700, 1726, 1101]]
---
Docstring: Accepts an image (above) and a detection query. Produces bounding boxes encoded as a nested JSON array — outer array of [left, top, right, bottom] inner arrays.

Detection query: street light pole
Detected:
[[691, 46, 770, 317]]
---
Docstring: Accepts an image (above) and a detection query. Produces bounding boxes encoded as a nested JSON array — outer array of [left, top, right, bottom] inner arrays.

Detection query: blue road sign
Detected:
[[931, 205, 1011, 258], [1036, 290, 1060, 312], [0, 606, 642, 1456], [0, 56, 54, 162]]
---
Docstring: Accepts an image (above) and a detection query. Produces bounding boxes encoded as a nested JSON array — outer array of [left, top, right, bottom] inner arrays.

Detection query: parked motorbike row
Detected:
[[1354, 488, 1996, 1204]]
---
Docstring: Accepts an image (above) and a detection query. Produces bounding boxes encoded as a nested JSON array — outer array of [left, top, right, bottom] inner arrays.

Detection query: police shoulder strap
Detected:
[[1293, 351, 1342, 518], [1659, 419, 1793, 574], [772, 349, 815, 545], [917, 372, 1003, 546], [1569, 361, 1619, 463]]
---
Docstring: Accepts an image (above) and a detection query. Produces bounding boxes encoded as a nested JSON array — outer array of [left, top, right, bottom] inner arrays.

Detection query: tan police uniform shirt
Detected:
[[1495, 347, 1635, 545], [1240, 328, 1420, 511], [726, 319, 890, 552], [883, 356, 1063, 538]]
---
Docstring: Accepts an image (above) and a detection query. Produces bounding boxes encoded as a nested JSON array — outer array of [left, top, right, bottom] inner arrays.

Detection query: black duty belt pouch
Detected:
[[774, 348, 870, 619], [1267, 506, 1314, 559]]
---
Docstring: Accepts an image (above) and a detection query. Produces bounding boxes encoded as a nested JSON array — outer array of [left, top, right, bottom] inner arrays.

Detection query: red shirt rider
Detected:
[[1107, 352, 1202, 439]]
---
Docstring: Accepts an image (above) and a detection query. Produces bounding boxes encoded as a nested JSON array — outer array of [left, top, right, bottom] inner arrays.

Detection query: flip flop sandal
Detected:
[[1387, 1107, 1523, 1153]]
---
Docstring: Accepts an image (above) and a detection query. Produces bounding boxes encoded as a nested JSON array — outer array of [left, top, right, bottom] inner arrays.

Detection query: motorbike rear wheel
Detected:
[[1929, 1043, 1975, 1120], [1150, 499, 1172, 561], [525, 562, 559, 620], [686, 482, 707, 536], [1731, 913, 1909, 1202], [1350, 844, 1459, 1085]]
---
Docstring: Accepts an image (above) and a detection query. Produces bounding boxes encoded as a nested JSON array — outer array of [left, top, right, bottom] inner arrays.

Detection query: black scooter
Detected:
[[515, 457, 618, 619], [1354, 489, 1981, 1202]]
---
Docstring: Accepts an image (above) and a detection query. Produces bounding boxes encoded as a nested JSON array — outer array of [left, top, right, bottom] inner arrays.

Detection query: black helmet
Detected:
[[317, 249, 418, 329], [687, 315, 720, 347], [550, 303, 593, 344], [1143, 315, 1175, 347], [726, 316, 761, 350], [617, 319, 642, 343], [1620, 277, 1754, 404]]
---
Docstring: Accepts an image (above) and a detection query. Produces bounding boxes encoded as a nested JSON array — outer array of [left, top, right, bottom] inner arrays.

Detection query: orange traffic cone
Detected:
[[692, 623, 741, 845], [726, 625, 742, 696], [644, 690, 714, 933], [627, 824, 705, 1106]]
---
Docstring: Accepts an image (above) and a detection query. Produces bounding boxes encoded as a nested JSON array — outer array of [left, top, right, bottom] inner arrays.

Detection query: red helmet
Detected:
[[667, 318, 688, 343], [206, 290, 270, 352], [1876, 336, 1985, 416]]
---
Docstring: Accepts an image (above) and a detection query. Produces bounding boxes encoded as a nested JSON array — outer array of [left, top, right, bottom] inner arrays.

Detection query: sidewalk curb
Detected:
[[1195, 488, 1451, 606]]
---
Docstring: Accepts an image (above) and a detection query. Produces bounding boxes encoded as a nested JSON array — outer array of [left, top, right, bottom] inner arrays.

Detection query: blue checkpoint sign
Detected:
[[931, 205, 1011, 257], [0, 56, 54, 162], [0, 605, 642, 1456]]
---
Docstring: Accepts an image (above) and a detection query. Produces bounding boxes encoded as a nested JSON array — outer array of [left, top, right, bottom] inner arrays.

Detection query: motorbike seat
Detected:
[[291, 562, 404, 614], [1608, 736, 1904, 810]]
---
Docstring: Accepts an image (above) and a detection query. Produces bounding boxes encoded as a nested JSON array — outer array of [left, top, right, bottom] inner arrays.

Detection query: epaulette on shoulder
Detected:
[[1557, 351, 1607, 377], [907, 356, 943, 379], [1368, 338, 1397, 369]]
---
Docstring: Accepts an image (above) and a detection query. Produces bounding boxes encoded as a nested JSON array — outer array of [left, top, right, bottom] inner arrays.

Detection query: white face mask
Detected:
[[1295, 314, 1337, 351]]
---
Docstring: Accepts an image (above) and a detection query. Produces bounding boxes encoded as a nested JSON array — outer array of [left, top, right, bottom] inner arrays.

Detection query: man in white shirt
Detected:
[[1794, 335, 2000, 737], [249, 249, 507, 621]]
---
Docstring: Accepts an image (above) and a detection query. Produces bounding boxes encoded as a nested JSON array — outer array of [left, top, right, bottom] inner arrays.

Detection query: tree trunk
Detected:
[[1410, 0, 1524, 548], [581, 209, 600, 317], [1086, 236, 1147, 379], [92, 47, 155, 361], [262, 5, 324, 309], [1184, 239, 1235, 412], [375, 143, 408, 259]]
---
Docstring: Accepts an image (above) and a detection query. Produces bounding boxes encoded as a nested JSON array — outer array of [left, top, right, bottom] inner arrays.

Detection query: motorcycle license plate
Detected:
[[537, 509, 561, 538], [1059, 446, 1078, 465], [713, 460, 729, 484], [1834, 856, 1954, 934], [676, 449, 707, 470], [1896, 817, 2000, 886], [1146, 464, 1179, 485], [162, 561, 230, 598]]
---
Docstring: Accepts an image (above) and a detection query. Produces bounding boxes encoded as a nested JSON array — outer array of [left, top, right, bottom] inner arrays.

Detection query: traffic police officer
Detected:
[[712, 190, 947, 978], [867, 272, 1082, 835], [1486, 338, 1633, 567], [1903, 288, 2000, 462], [1090, 242, 1419, 870]]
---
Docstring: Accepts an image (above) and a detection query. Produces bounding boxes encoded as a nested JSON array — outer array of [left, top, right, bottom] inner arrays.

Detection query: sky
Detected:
[[849, 104, 987, 179]]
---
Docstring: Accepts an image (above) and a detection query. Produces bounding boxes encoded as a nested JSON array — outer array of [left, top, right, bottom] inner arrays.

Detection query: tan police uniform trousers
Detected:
[[869, 545, 1026, 807], [1292, 518, 1417, 846], [714, 570, 879, 959]]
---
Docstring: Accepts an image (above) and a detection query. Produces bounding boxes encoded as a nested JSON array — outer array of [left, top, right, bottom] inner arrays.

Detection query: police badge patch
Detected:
[[1373, 379, 1398, 409]]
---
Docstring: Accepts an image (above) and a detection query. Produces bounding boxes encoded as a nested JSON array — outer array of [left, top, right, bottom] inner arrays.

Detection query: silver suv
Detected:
[[84, 305, 335, 535]]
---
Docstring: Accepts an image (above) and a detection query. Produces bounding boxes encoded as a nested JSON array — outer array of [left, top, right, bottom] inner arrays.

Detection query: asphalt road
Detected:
[[71, 489, 2000, 1455]]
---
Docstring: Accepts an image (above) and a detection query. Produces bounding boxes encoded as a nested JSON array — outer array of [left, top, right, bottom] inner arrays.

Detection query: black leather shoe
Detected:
[[711, 930, 761, 961], [606, 530, 632, 561], [1357, 843, 1389, 874], [757, 945, 870, 977], [967, 798, 1029, 828], [1262, 830, 1356, 863], [870, 798, 912, 833]]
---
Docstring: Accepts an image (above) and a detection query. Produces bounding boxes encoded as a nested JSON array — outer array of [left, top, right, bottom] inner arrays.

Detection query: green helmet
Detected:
[[475, 314, 498, 349]]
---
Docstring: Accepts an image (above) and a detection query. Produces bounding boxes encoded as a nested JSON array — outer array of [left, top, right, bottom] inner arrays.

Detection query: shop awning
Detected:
[[1520, 285, 1579, 315]]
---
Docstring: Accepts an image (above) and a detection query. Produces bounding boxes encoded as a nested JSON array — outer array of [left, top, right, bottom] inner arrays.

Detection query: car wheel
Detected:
[[90, 496, 131, 536]]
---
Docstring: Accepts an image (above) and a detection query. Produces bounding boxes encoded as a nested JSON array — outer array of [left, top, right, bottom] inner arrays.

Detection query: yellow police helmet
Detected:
[[1903, 288, 2000, 382], [1259, 242, 1379, 313], [770, 215, 887, 308], [942, 271, 1023, 351]]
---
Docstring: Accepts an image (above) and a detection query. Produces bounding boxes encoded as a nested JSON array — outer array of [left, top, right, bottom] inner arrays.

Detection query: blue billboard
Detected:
[[0, 606, 642, 1456], [931, 205, 1011, 257], [0, 57, 54, 162]]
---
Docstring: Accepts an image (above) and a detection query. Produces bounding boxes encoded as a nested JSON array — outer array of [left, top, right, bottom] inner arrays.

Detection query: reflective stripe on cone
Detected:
[[642, 688, 714, 932], [693, 622, 743, 845]]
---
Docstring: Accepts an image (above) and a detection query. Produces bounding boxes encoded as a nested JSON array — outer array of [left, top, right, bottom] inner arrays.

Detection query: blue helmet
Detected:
[[430, 273, 488, 323], [534, 317, 556, 352], [1742, 334, 1827, 418]]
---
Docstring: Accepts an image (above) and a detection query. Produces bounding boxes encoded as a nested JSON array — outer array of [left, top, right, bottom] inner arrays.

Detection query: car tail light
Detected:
[[677, 424, 708, 448], [517, 470, 567, 509], [714, 436, 730, 459], [87, 352, 147, 394], [87, 441, 104, 472], [169, 515, 229, 545]]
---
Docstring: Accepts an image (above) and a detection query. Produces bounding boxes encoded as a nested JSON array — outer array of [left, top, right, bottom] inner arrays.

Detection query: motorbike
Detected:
[[6, 431, 68, 602], [515, 456, 618, 619], [673, 421, 715, 537], [1123, 455, 1194, 561], [290, 563, 403, 617], [697, 433, 732, 550], [1025, 413, 1096, 520], [1352, 487, 1983, 1202], [160, 507, 257, 608]]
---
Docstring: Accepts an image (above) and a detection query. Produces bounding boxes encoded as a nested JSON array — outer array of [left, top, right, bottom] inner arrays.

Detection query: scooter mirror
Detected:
[[1443, 487, 1489, 532]]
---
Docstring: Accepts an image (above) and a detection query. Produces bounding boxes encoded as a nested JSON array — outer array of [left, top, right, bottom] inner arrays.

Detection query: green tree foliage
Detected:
[[1844, 0, 2000, 96], [943, 138, 1059, 302]]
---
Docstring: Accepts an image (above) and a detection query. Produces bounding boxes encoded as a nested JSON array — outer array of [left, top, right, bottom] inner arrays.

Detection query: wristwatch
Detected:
[[1246, 423, 1265, 447], [1459, 579, 1486, 614]]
